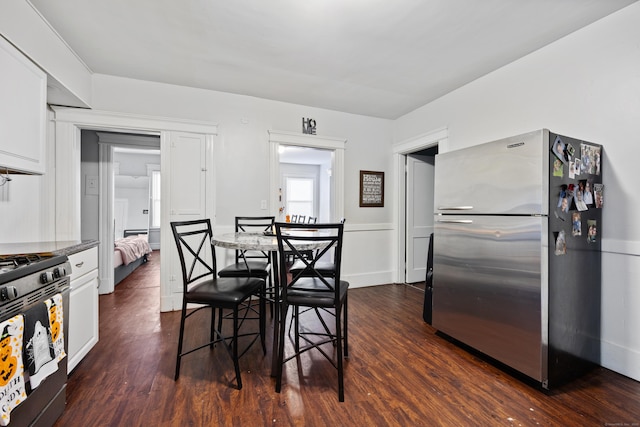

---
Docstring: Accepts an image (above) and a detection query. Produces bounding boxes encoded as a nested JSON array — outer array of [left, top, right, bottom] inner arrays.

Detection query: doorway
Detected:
[[392, 127, 448, 284], [268, 130, 346, 222], [405, 147, 437, 283], [279, 146, 332, 222], [80, 130, 160, 294]]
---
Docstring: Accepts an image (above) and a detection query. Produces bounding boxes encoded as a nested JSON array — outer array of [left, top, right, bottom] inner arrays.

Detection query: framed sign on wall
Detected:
[[359, 170, 384, 207]]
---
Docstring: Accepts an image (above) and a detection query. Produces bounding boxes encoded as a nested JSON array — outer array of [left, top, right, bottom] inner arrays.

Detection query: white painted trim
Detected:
[[392, 127, 448, 283], [51, 107, 219, 135], [98, 144, 114, 294], [267, 129, 346, 149], [50, 107, 218, 312], [268, 130, 346, 222], [344, 223, 393, 232], [392, 127, 449, 155]]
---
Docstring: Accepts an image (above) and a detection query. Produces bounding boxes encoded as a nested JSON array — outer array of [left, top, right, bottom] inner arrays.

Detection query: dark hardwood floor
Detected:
[[55, 253, 640, 426]]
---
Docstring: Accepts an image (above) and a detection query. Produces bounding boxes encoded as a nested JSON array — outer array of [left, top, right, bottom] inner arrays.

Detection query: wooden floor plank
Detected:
[[55, 253, 640, 426]]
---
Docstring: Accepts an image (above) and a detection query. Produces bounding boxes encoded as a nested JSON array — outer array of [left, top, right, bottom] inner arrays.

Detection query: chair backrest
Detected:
[[275, 222, 344, 302], [290, 214, 298, 223], [171, 219, 216, 291], [297, 215, 306, 223], [307, 216, 318, 224], [235, 216, 275, 263]]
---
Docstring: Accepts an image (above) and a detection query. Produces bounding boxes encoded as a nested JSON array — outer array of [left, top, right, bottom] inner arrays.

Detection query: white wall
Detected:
[[90, 74, 396, 287], [394, 3, 640, 382]]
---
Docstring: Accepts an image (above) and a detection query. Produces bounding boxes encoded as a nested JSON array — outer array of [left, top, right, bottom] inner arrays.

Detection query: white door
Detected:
[[114, 199, 128, 240], [166, 132, 209, 304], [168, 132, 206, 219], [405, 154, 435, 283]]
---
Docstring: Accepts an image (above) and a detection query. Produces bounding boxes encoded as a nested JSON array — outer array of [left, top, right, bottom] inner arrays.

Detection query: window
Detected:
[[286, 177, 314, 219], [150, 169, 161, 228]]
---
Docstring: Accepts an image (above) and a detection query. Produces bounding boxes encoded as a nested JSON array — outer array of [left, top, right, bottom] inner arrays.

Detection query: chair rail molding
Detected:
[[268, 130, 346, 223]]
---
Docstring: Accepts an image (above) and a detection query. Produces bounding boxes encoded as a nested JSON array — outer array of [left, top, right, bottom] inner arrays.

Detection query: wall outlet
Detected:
[[260, 200, 267, 210]]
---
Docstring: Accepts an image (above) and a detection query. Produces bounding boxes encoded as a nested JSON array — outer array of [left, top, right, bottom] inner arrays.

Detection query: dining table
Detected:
[[212, 230, 326, 375]]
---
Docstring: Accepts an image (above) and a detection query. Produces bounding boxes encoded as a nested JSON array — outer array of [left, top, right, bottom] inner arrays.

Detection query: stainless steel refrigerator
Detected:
[[431, 129, 602, 389]]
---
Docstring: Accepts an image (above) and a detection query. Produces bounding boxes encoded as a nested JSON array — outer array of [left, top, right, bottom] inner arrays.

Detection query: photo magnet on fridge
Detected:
[[572, 212, 582, 236], [581, 143, 601, 175], [572, 158, 581, 177], [552, 136, 567, 163], [580, 179, 594, 206], [587, 219, 597, 243], [594, 183, 604, 208], [554, 230, 567, 255], [553, 159, 563, 177]]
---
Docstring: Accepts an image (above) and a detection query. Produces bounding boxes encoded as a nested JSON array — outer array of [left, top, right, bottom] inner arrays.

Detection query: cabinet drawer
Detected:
[[68, 247, 98, 283]]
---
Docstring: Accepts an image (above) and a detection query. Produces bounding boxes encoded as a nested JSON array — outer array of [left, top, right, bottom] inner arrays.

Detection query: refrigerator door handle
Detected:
[[438, 206, 474, 211], [437, 219, 473, 224]]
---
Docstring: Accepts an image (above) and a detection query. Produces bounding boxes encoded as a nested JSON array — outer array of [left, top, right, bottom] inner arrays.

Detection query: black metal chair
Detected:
[[218, 216, 275, 314], [289, 218, 345, 278], [423, 232, 434, 324], [274, 221, 349, 401], [171, 219, 265, 390]]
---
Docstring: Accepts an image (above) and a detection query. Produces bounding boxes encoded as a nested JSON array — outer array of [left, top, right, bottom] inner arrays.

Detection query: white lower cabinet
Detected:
[[68, 247, 99, 372]]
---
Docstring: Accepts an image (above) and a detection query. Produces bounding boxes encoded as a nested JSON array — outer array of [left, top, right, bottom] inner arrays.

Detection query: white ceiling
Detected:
[[30, 0, 637, 119]]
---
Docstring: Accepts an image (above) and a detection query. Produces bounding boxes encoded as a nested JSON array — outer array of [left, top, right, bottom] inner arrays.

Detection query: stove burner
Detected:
[[0, 254, 46, 269], [0, 254, 66, 286], [0, 254, 48, 275]]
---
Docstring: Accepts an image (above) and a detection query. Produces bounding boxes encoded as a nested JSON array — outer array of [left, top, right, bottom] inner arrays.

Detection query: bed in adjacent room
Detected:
[[114, 230, 153, 285]]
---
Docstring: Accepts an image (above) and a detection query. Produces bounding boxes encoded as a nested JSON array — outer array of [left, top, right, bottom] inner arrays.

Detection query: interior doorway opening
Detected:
[[279, 145, 332, 222], [405, 146, 437, 284], [392, 127, 448, 285], [80, 130, 161, 294]]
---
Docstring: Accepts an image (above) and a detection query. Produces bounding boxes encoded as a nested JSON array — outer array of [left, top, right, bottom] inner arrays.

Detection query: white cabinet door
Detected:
[[68, 248, 99, 372], [68, 269, 99, 372], [0, 35, 46, 174]]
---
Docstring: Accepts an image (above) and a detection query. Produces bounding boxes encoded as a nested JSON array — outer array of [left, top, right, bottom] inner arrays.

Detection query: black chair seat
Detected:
[[219, 260, 270, 278], [185, 277, 264, 306], [287, 278, 349, 307], [289, 260, 335, 277]]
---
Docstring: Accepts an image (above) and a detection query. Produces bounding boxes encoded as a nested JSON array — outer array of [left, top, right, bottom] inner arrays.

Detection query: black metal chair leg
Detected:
[[232, 308, 242, 390], [336, 304, 344, 402], [175, 304, 187, 380], [275, 303, 289, 393], [344, 297, 348, 358], [260, 286, 267, 354], [210, 306, 216, 349]]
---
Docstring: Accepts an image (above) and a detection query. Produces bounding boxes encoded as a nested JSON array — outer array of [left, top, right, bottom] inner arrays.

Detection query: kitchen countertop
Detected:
[[0, 240, 99, 257]]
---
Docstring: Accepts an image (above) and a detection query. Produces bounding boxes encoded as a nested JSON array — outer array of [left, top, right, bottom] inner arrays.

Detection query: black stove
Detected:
[[0, 253, 72, 427], [0, 254, 71, 320]]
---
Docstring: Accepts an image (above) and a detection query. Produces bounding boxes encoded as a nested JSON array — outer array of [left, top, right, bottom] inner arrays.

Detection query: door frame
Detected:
[[51, 107, 218, 310], [405, 153, 435, 283], [392, 127, 448, 283], [268, 130, 346, 222]]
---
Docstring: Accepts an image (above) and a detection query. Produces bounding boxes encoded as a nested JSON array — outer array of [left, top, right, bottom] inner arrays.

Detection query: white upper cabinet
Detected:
[[0, 35, 46, 175]]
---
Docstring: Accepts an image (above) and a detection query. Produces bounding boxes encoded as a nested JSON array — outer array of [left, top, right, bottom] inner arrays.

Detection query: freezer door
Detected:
[[434, 129, 548, 215], [432, 215, 544, 381]]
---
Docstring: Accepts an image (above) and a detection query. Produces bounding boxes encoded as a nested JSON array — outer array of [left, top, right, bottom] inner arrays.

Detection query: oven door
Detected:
[[4, 282, 69, 427]]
